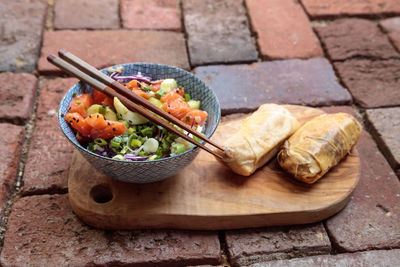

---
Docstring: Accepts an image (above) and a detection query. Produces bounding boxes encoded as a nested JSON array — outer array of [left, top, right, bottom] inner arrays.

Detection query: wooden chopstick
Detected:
[[57, 49, 224, 152], [47, 55, 223, 159]]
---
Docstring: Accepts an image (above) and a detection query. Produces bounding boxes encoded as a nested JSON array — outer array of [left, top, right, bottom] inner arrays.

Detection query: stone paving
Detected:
[[0, 0, 399, 266]]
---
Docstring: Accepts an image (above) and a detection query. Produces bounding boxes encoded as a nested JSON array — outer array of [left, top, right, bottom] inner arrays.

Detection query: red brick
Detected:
[[380, 17, 400, 33], [0, 73, 37, 123], [380, 17, 400, 51], [0, 123, 24, 215], [324, 129, 400, 252], [21, 78, 78, 196], [366, 107, 400, 171], [54, 0, 119, 29], [225, 223, 330, 266], [321, 105, 356, 116], [0, 0, 48, 72], [334, 59, 400, 108], [315, 19, 399, 61], [38, 30, 190, 74], [182, 0, 258, 66], [301, 0, 400, 19], [251, 249, 400, 266], [194, 59, 351, 115], [121, 0, 181, 31], [1, 194, 221, 266], [246, 0, 323, 60]]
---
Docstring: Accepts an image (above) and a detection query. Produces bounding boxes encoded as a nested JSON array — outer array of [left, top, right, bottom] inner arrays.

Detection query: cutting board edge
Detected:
[[69, 183, 356, 230]]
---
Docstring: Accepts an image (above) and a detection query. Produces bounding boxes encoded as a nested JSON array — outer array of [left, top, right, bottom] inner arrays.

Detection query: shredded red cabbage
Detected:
[[113, 75, 152, 84], [95, 144, 117, 158], [124, 154, 150, 161]]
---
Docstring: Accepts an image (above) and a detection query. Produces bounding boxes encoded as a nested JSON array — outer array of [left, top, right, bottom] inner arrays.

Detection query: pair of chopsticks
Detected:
[[48, 50, 224, 159]]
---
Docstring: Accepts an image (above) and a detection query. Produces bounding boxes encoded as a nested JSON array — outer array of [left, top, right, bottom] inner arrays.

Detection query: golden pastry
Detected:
[[277, 113, 362, 184], [216, 104, 300, 176]]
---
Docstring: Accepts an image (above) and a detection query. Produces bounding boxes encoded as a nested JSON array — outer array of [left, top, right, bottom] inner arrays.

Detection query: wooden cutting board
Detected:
[[68, 105, 360, 230]]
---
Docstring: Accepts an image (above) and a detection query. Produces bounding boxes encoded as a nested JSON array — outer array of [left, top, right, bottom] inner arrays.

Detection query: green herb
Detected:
[[140, 126, 153, 137], [110, 136, 122, 150], [142, 86, 153, 92], [112, 155, 126, 161], [94, 138, 107, 146], [155, 89, 166, 99], [87, 142, 95, 152], [120, 145, 129, 154], [99, 105, 106, 115], [139, 151, 148, 157], [171, 143, 185, 155], [130, 139, 142, 148], [128, 127, 136, 134], [184, 94, 190, 102], [76, 100, 82, 105], [148, 155, 158, 161]]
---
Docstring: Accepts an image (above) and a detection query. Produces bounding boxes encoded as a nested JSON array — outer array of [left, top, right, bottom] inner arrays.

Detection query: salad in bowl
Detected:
[[59, 63, 220, 183]]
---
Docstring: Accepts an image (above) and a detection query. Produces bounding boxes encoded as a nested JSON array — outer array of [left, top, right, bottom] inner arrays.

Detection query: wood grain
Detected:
[[68, 105, 360, 230]]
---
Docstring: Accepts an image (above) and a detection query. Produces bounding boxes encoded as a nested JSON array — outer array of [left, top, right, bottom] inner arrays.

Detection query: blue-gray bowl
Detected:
[[59, 63, 220, 183]]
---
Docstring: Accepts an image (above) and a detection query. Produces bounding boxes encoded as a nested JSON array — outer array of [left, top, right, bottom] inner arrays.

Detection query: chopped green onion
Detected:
[[155, 89, 166, 99], [93, 144, 104, 152], [184, 94, 190, 102], [165, 132, 177, 143], [76, 100, 81, 105], [155, 146, 163, 157], [148, 155, 157, 161], [139, 151, 148, 157], [142, 86, 153, 92], [120, 146, 129, 154], [121, 132, 130, 138], [110, 136, 122, 150], [122, 137, 129, 145], [72, 93, 77, 98], [171, 143, 186, 155], [141, 127, 153, 137], [128, 127, 136, 134], [161, 141, 170, 153], [87, 142, 95, 152], [94, 138, 107, 146], [112, 155, 126, 161], [98, 105, 106, 115], [130, 139, 142, 148], [127, 133, 138, 149]]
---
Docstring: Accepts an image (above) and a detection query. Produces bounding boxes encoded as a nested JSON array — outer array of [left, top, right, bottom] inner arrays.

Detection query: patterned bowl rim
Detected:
[[58, 62, 221, 165]]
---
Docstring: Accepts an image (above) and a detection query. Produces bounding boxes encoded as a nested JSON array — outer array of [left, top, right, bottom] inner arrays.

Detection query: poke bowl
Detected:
[[59, 63, 220, 183]]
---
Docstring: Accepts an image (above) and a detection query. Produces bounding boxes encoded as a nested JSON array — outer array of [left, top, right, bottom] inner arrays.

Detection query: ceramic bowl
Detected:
[[59, 63, 220, 183]]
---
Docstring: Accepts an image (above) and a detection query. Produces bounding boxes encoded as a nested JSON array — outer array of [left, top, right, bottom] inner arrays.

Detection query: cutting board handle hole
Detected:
[[90, 184, 113, 204]]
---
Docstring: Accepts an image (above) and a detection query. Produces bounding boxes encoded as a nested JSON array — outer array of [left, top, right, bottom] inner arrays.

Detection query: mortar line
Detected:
[[179, 0, 194, 71], [218, 231, 232, 267], [118, 0, 123, 29], [45, 0, 55, 32], [0, 77, 42, 250], [377, 20, 400, 55], [241, 0, 262, 62]]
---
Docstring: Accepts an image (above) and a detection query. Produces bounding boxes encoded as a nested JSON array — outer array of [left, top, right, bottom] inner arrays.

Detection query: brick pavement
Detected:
[[0, 0, 399, 266]]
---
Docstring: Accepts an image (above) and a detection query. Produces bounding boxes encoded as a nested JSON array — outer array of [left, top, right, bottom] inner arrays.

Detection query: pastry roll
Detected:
[[217, 104, 300, 176], [277, 113, 362, 184]]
